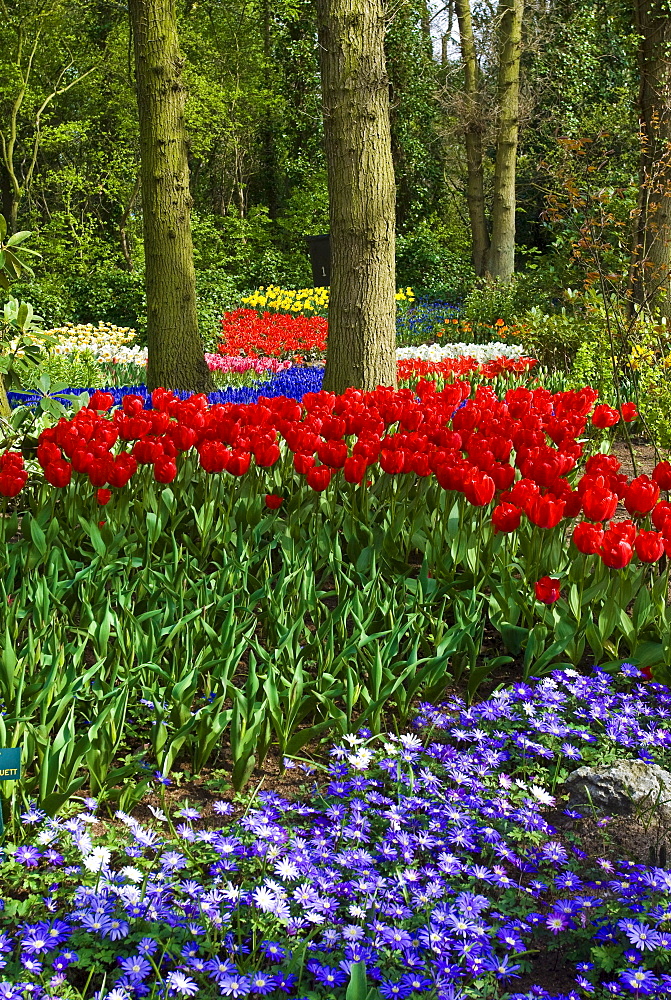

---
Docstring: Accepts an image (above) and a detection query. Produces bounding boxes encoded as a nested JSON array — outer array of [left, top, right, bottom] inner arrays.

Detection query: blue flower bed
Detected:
[[7, 367, 326, 410], [2, 666, 671, 999], [397, 300, 461, 346]]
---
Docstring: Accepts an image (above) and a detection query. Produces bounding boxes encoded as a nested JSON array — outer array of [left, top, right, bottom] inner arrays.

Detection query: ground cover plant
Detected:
[[3, 666, 671, 999]]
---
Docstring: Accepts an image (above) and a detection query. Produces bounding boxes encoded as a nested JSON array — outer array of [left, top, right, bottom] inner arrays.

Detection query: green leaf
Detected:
[[6, 231, 33, 247], [500, 623, 528, 655], [29, 518, 47, 558], [346, 962, 368, 1000]]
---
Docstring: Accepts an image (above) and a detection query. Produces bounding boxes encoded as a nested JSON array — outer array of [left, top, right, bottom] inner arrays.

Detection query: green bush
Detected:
[[515, 306, 589, 371], [18, 351, 106, 391], [68, 266, 147, 334], [396, 216, 474, 304]]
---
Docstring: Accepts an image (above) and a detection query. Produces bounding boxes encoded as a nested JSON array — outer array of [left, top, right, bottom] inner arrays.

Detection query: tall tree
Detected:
[[452, 0, 524, 280], [129, 0, 214, 391], [0, 0, 97, 231], [455, 0, 490, 275], [629, 0, 671, 318], [316, 0, 397, 393], [487, 0, 524, 281]]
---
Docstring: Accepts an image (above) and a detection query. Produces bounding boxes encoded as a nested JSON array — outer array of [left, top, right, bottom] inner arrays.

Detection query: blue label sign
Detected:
[[0, 748, 20, 781]]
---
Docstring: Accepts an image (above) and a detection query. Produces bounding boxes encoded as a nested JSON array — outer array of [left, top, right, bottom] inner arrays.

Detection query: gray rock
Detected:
[[565, 761, 671, 824]]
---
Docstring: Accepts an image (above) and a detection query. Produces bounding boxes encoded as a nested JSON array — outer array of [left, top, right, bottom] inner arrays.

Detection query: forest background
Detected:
[[0, 0, 636, 342]]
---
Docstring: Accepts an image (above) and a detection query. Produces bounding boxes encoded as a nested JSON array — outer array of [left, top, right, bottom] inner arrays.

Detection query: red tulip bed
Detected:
[[1, 378, 668, 669], [4, 356, 671, 1000]]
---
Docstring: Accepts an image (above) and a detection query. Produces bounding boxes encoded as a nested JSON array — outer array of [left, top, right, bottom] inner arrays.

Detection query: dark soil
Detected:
[[612, 437, 659, 481]]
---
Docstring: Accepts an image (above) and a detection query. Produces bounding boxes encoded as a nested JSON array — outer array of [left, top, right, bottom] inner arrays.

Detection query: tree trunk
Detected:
[[455, 0, 490, 277], [0, 379, 10, 419], [261, 0, 279, 218], [316, 0, 397, 394], [0, 167, 14, 230], [487, 0, 524, 282], [129, 0, 214, 392], [629, 0, 671, 319]]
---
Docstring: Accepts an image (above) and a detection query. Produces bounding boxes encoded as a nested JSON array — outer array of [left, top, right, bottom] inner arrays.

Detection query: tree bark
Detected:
[[455, 0, 490, 277], [487, 0, 524, 281], [261, 0, 280, 218], [629, 0, 671, 319], [129, 0, 214, 392], [316, 0, 397, 394]]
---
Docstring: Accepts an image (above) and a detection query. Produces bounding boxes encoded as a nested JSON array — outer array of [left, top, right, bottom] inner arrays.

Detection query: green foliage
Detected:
[[1, 384, 670, 813], [515, 306, 587, 371], [568, 337, 615, 398], [68, 266, 147, 334], [629, 322, 671, 450], [396, 216, 474, 303], [18, 352, 106, 392]]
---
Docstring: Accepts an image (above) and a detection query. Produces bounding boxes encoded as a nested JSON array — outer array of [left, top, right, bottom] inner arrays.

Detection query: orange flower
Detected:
[[495, 318, 505, 326]]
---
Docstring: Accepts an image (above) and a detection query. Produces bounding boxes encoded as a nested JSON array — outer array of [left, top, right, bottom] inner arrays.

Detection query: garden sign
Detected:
[[0, 748, 20, 837]]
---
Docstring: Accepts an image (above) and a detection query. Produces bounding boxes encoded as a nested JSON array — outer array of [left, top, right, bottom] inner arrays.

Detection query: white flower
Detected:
[[36, 829, 58, 845], [529, 784, 555, 806], [274, 858, 300, 880], [348, 749, 375, 770], [252, 885, 278, 912], [82, 845, 112, 871], [120, 866, 143, 883], [75, 832, 93, 855], [396, 342, 527, 363]]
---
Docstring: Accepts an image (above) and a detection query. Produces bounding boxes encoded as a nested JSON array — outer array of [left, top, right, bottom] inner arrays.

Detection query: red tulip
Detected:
[[265, 494, 284, 510], [0, 469, 27, 497], [154, 457, 178, 483], [582, 486, 618, 522], [96, 488, 112, 506], [88, 391, 114, 411], [344, 455, 367, 484], [600, 532, 633, 569], [635, 529, 664, 563], [572, 521, 604, 554], [170, 424, 197, 452], [228, 450, 251, 476], [463, 471, 496, 507], [609, 519, 637, 544], [199, 441, 231, 473], [490, 463, 515, 491], [88, 455, 113, 488], [122, 394, 146, 416], [527, 494, 565, 529], [652, 461, 671, 491], [624, 475, 660, 516], [71, 449, 94, 474], [534, 576, 561, 604], [652, 501, 671, 531], [592, 404, 620, 428], [36, 441, 61, 468], [306, 465, 332, 492], [44, 460, 72, 488], [254, 442, 281, 467], [317, 440, 348, 469], [621, 402, 638, 422], [293, 452, 315, 474], [107, 454, 137, 488], [491, 502, 522, 533], [133, 439, 163, 465], [379, 450, 405, 475]]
